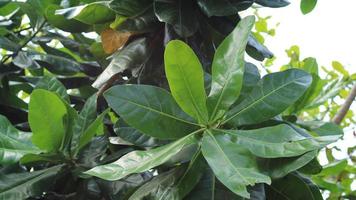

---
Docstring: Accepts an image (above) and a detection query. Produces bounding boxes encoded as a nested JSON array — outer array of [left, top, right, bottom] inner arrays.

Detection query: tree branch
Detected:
[[332, 83, 356, 125]]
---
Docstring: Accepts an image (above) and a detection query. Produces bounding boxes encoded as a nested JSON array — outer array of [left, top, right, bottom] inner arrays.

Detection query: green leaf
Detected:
[[77, 109, 108, 150], [225, 69, 312, 126], [109, 0, 152, 17], [318, 159, 347, 176], [45, 4, 90, 33], [255, 0, 290, 8], [246, 35, 273, 61], [128, 167, 183, 200], [56, 1, 116, 25], [0, 115, 40, 165], [85, 132, 199, 181], [258, 150, 318, 179], [201, 130, 271, 198], [114, 121, 168, 147], [235, 62, 261, 105], [28, 89, 67, 152], [266, 173, 323, 200], [218, 124, 339, 158], [92, 38, 150, 88], [116, 9, 159, 33], [197, 0, 253, 17], [312, 122, 343, 137], [332, 61, 349, 76], [104, 84, 198, 139], [154, 0, 198, 37], [0, 36, 20, 51], [35, 76, 70, 103], [300, 0, 317, 14], [0, 165, 63, 199], [165, 40, 209, 124], [207, 16, 255, 121]]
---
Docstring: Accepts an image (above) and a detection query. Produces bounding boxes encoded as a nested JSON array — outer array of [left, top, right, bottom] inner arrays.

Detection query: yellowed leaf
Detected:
[[101, 28, 131, 54]]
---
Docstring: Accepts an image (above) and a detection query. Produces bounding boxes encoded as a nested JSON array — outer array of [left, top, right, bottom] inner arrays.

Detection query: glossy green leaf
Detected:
[[35, 76, 69, 103], [154, 0, 198, 37], [92, 38, 150, 88], [258, 150, 318, 179], [298, 157, 323, 175], [207, 16, 255, 121], [56, 1, 116, 25], [266, 173, 322, 200], [104, 84, 198, 139], [197, 0, 253, 17], [0, 165, 63, 199], [235, 62, 261, 105], [225, 69, 312, 126], [116, 8, 159, 33], [255, 0, 290, 8], [0, 115, 40, 165], [85, 133, 198, 181], [218, 124, 339, 158], [165, 40, 209, 124], [45, 4, 90, 33], [312, 122, 343, 137], [128, 167, 183, 200], [246, 35, 273, 61], [301, 0, 317, 14], [28, 89, 67, 152], [109, 0, 152, 17], [201, 130, 271, 198]]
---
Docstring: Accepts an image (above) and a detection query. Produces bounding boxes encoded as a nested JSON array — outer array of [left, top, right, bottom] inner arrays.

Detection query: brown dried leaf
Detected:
[[101, 28, 131, 54]]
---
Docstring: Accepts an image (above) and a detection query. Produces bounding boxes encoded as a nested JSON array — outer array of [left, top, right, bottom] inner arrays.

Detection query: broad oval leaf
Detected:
[[154, 0, 198, 37], [104, 84, 198, 139], [225, 69, 312, 126], [218, 124, 335, 158], [197, 0, 254, 17], [201, 130, 271, 198], [29, 89, 67, 152], [56, 2, 116, 25], [85, 133, 198, 181], [207, 16, 255, 121], [164, 40, 209, 124], [0, 165, 63, 199], [35, 76, 69, 103], [255, 0, 290, 8], [0, 115, 40, 164]]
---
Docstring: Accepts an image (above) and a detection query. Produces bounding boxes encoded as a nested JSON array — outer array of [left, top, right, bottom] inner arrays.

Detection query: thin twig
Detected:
[[332, 83, 356, 125]]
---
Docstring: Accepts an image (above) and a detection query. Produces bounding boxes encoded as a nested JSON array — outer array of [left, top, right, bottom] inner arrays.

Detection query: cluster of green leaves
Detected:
[[0, 0, 351, 199]]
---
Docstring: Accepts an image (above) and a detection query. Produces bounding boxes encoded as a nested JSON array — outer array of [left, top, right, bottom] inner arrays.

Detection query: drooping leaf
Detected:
[[100, 28, 131, 54], [197, 0, 254, 17], [218, 124, 340, 158], [154, 0, 199, 37], [28, 89, 67, 152], [104, 84, 198, 139], [225, 69, 312, 126], [201, 130, 271, 198], [85, 133, 198, 181], [300, 0, 317, 14], [0, 115, 40, 165], [35, 76, 70, 103], [109, 0, 152, 17], [246, 35, 273, 61], [56, 1, 116, 25], [266, 173, 323, 200], [92, 38, 150, 88], [0, 165, 63, 199], [207, 16, 255, 121], [164, 40, 209, 124], [255, 0, 290, 8]]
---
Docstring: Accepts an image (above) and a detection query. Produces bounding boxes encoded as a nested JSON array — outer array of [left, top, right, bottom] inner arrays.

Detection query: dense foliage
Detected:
[[0, 0, 354, 199]]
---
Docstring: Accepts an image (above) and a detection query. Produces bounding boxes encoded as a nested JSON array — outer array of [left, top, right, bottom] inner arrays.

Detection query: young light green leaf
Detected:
[[225, 69, 312, 126], [218, 124, 337, 158], [164, 40, 209, 124], [29, 89, 67, 152], [201, 130, 271, 198], [0, 165, 63, 200], [104, 84, 198, 139], [0, 115, 40, 164], [207, 16, 255, 121], [36, 76, 69, 103], [56, 1, 115, 25], [85, 132, 198, 181]]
